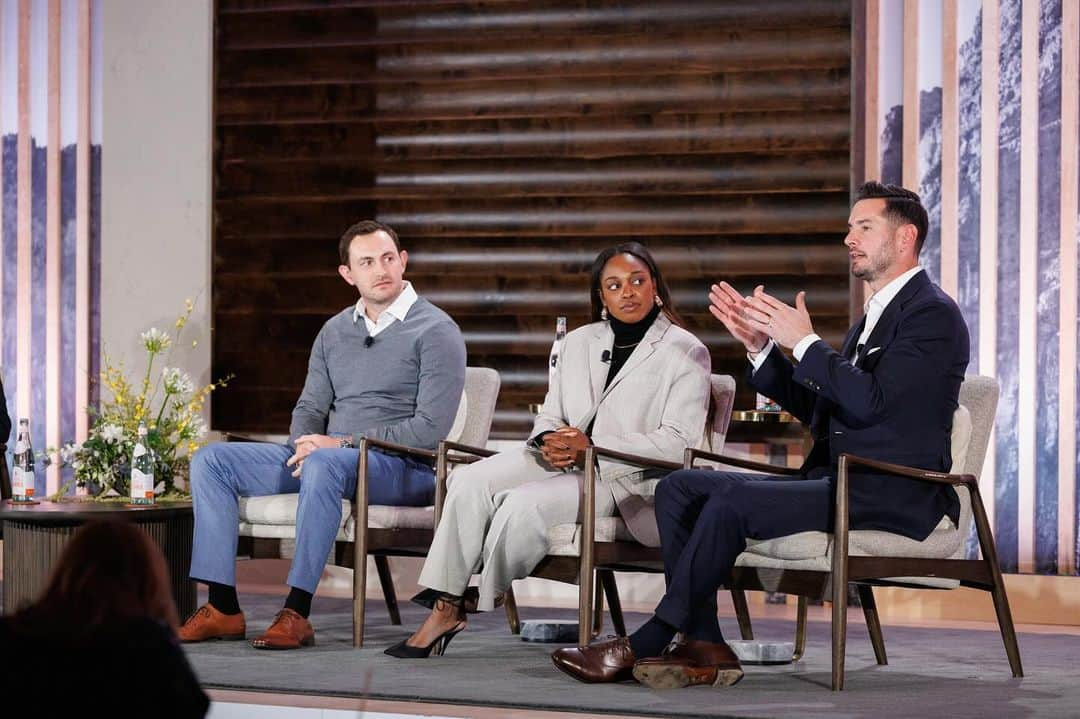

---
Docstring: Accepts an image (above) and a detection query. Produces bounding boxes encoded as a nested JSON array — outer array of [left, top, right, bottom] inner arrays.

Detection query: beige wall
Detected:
[[100, 0, 213, 405]]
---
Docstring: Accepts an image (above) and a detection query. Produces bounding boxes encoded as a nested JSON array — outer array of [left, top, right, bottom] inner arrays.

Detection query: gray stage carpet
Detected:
[[180, 591, 1079, 719]]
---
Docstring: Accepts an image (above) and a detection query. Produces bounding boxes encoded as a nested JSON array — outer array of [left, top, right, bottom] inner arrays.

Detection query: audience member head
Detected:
[[24, 520, 178, 634], [846, 182, 927, 289], [337, 220, 408, 312], [589, 242, 683, 327]]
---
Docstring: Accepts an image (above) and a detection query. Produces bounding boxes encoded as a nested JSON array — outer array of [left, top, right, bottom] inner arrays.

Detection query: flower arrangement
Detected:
[[44, 299, 231, 500]]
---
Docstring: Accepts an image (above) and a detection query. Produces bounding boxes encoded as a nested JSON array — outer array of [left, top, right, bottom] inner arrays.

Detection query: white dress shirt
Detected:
[[749, 266, 925, 372], [352, 281, 418, 337]]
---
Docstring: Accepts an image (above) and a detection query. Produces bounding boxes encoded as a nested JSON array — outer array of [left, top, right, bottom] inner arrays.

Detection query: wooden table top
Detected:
[[0, 499, 193, 524]]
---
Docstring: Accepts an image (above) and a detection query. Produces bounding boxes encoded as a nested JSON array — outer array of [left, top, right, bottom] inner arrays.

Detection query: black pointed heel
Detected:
[[383, 622, 465, 658]]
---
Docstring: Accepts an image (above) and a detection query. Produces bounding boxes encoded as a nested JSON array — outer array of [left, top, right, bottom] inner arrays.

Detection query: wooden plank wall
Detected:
[[212, 0, 852, 438]]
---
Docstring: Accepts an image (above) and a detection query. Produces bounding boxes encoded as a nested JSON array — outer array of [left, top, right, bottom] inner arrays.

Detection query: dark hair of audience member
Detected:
[[15, 519, 178, 635], [854, 181, 929, 256], [588, 242, 685, 327], [337, 219, 402, 264]]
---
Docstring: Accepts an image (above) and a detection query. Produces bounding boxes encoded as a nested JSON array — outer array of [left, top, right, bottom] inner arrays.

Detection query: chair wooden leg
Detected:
[[600, 570, 627, 637], [578, 562, 595, 646], [831, 579, 848, 691], [970, 486, 1024, 677], [855, 585, 887, 665], [831, 458, 851, 690], [578, 449, 597, 646], [989, 570, 1024, 677], [730, 589, 754, 640], [793, 595, 807, 661], [352, 543, 367, 648], [373, 556, 401, 625], [504, 584, 521, 635], [353, 444, 370, 648]]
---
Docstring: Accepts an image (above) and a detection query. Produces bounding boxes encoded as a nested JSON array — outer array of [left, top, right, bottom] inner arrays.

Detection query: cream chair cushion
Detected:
[[237, 379, 475, 544], [735, 405, 974, 587]]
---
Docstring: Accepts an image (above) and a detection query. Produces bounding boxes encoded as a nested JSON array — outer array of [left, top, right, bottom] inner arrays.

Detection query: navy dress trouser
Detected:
[[651, 469, 833, 640]]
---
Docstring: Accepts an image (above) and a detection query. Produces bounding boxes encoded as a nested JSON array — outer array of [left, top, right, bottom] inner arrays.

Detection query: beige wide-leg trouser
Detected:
[[418, 446, 617, 611]]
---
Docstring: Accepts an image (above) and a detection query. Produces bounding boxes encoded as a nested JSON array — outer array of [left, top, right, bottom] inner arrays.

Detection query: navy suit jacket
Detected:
[[749, 270, 969, 541]]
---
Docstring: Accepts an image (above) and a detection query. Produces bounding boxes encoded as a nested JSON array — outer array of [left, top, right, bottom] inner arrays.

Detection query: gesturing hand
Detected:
[[708, 281, 770, 354], [540, 426, 591, 469], [742, 288, 815, 350]]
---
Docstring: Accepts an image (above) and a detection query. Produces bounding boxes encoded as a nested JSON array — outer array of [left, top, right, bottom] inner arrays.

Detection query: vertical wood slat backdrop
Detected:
[[865, 0, 1080, 575], [211, 0, 853, 438], [1, 0, 99, 496]]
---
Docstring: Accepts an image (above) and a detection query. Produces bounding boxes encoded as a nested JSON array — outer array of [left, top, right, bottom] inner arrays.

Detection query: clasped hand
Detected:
[[708, 281, 814, 351], [286, 434, 341, 478], [539, 427, 590, 470]]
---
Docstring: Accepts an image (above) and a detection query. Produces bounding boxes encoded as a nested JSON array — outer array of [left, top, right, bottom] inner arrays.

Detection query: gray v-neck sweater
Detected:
[[288, 297, 466, 450]]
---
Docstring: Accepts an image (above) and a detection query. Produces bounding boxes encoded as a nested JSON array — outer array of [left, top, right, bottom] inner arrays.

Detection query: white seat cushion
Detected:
[[238, 494, 433, 543], [546, 517, 636, 557], [735, 407, 974, 590]]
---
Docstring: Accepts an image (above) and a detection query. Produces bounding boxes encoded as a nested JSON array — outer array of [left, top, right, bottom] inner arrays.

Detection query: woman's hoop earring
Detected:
[[654, 295, 664, 307], [601, 307, 609, 320]]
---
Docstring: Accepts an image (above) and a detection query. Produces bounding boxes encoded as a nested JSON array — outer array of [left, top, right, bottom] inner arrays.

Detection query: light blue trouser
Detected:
[[188, 441, 435, 594]]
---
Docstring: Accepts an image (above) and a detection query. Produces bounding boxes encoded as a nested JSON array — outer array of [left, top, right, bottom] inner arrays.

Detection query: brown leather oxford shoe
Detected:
[[251, 608, 315, 650], [178, 603, 246, 643], [551, 636, 637, 683], [632, 638, 744, 689]]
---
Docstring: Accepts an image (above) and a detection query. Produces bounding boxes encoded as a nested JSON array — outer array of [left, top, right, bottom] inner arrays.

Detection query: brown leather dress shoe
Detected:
[[632, 638, 744, 689], [251, 608, 315, 650], [551, 636, 637, 683], [178, 603, 246, 643]]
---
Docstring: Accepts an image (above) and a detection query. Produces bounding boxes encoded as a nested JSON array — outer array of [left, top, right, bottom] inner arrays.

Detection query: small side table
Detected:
[[0, 500, 195, 617], [727, 409, 809, 466]]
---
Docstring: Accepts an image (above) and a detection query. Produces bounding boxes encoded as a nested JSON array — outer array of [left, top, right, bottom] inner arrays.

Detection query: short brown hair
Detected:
[[338, 220, 402, 265]]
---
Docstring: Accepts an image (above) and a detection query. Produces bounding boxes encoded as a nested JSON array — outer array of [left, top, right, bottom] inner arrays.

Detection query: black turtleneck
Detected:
[[604, 303, 661, 389]]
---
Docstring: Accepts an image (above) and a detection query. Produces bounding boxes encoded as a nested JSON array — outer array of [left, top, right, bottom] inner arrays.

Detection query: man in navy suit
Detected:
[[552, 182, 970, 688]]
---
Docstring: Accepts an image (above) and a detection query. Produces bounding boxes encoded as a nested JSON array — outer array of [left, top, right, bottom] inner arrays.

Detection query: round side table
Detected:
[[0, 500, 195, 617]]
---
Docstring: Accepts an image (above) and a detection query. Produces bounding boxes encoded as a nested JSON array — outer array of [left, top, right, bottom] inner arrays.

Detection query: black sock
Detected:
[[628, 615, 677, 659], [284, 586, 313, 619], [207, 582, 241, 616]]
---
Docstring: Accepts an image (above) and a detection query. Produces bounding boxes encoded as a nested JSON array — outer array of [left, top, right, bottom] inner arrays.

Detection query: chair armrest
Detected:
[[354, 437, 437, 521], [590, 445, 683, 473], [223, 432, 273, 444], [830, 452, 982, 590], [431, 440, 499, 523], [439, 440, 497, 461], [359, 436, 436, 462], [838, 453, 977, 489], [683, 447, 801, 475]]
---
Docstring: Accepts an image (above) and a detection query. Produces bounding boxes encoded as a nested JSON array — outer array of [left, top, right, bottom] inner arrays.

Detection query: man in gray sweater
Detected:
[[179, 220, 466, 650]]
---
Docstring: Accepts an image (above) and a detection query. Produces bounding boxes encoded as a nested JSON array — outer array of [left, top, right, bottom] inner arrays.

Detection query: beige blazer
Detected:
[[532, 313, 711, 546]]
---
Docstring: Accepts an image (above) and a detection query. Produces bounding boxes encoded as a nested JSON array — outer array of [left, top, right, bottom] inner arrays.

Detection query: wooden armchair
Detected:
[[232, 366, 500, 647], [683, 375, 1020, 690], [437, 374, 737, 645]]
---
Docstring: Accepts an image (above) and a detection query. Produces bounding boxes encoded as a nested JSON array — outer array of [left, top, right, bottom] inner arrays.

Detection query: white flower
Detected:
[[140, 327, 171, 354], [189, 416, 207, 438], [100, 424, 124, 443], [59, 442, 81, 464], [162, 367, 194, 395]]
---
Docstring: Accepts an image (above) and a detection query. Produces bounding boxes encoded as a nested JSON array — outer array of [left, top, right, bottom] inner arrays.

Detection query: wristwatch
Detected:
[[339, 437, 354, 449]]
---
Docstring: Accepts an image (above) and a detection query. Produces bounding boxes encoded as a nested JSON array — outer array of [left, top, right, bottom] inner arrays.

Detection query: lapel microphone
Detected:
[[601, 349, 611, 363], [364, 336, 375, 348]]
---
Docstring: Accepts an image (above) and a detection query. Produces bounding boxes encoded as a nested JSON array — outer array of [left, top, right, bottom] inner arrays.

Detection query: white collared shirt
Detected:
[[749, 266, 924, 371], [352, 281, 418, 337]]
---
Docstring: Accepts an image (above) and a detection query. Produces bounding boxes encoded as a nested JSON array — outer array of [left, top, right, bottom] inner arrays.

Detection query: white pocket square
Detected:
[[865, 346, 882, 356]]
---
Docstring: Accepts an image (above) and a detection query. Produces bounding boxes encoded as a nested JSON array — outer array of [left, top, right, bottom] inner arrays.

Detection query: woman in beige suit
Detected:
[[385, 243, 711, 658]]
